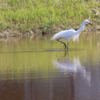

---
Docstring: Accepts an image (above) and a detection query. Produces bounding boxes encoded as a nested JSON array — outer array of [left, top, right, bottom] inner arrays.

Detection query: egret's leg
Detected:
[[67, 41, 69, 49], [64, 48, 69, 56], [57, 39, 67, 49]]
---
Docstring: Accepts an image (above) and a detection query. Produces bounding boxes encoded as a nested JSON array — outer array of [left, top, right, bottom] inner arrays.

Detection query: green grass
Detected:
[[0, 0, 100, 35]]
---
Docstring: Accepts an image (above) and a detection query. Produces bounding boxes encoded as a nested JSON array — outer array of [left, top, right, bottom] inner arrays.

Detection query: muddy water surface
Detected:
[[0, 32, 100, 100]]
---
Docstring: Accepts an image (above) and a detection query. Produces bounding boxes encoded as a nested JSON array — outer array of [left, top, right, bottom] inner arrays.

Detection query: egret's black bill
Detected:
[[89, 23, 92, 25]]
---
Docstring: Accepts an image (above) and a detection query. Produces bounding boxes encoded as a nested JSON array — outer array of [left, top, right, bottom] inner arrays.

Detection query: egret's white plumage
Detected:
[[50, 20, 92, 49], [51, 29, 76, 41]]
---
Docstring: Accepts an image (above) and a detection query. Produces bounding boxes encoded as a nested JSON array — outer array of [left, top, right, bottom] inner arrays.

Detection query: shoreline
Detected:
[[0, 27, 99, 39]]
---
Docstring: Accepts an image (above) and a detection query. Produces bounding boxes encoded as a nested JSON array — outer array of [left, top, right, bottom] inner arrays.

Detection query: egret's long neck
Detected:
[[76, 23, 85, 34]]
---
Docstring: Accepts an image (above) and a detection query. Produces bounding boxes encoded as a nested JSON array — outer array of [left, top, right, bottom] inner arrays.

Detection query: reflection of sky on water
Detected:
[[54, 57, 91, 85]]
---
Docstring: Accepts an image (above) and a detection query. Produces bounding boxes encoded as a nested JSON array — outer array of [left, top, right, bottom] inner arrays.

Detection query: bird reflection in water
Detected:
[[54, 51, 91, 85]]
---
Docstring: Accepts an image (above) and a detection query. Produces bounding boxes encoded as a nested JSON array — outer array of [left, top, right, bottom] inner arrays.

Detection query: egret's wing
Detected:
[[50, 30, 67, 40], [50, 29, 75, 41]]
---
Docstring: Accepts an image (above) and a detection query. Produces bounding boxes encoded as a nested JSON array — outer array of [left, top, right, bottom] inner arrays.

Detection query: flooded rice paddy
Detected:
[[0, 32, 100, 100]]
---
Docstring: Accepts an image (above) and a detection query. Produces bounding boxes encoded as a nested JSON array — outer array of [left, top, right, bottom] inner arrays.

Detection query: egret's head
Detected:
[[83, 20, 92, 25]]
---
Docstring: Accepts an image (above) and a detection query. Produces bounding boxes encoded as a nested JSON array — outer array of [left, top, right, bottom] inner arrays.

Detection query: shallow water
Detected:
[[0, 32, 100, 100]]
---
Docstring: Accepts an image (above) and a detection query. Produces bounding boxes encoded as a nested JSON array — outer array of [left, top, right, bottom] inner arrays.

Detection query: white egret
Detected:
[[50, 20, 92, 49]]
